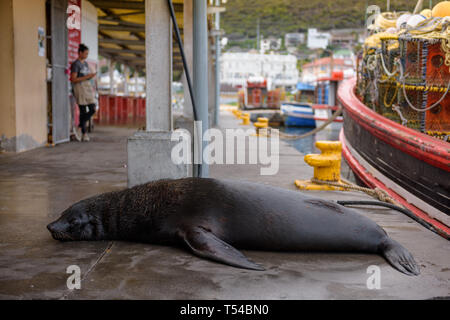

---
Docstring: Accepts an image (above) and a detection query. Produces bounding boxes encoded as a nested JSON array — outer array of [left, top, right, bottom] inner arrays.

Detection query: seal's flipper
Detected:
[[381, 238, 420, 276], [180, 227, 265, 271]]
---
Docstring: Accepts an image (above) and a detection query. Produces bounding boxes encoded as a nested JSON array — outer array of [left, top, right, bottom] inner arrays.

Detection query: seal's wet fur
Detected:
[[47, 178, 420, 276]]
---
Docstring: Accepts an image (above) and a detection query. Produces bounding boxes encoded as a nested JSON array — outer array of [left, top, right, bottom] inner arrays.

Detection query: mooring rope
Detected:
[[310, 177, 402, 207], [268, 106, 344, 140]]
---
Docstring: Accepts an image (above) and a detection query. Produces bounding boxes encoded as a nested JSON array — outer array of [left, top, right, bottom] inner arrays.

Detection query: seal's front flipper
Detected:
[[180, 227, 265, 271]]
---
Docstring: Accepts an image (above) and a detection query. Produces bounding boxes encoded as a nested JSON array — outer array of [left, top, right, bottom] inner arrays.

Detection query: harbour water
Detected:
[[280, 126, 341, 155]]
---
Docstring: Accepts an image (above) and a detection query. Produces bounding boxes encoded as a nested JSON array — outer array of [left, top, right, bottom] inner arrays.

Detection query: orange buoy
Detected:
[[432, 1, 450, 17]]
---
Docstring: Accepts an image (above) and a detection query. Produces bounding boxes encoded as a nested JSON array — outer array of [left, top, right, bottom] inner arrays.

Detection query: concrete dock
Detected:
[[0, 111, 449, 300]]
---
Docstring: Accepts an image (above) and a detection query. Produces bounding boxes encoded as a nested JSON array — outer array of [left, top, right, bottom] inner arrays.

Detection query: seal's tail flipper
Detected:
[[381, 238, 420, 276], [179, 226, 265, 271]]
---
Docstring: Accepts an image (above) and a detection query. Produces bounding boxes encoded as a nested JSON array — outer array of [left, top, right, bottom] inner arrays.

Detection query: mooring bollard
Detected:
[[253, 117, 269, 136], [240, 113, 250, 125], [295, 141, 346, 191]]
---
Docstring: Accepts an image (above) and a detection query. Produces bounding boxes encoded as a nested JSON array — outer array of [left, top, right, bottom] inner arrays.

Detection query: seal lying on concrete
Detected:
[[47, 178, 420, 276]]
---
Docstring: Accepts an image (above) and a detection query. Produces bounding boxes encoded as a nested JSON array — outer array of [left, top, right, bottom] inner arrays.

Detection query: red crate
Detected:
[[138, 97, 146, 119], [98, 95, 109, 123], [132, 98, 139, 121], [108, 96, 119, 123], [125, 97, 134, 120]]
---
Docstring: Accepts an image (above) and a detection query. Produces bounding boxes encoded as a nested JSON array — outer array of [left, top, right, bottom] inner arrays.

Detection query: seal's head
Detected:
[[47, 202, 103, 241]]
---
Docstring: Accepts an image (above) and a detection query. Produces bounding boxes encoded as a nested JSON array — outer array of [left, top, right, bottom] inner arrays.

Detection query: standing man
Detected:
[[71, 44, 97, 142]]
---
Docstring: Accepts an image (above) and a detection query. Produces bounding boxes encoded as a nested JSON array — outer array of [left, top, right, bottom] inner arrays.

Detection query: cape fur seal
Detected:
[[47, 178, 420, 276]]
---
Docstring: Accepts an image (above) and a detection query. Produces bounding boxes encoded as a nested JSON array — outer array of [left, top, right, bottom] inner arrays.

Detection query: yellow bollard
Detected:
[[240, 113, 250, 125], [257, 117, 269, 125], [253, 117, 269, 136], [235, 110, 242, 119], [295, 141, 346, 191]]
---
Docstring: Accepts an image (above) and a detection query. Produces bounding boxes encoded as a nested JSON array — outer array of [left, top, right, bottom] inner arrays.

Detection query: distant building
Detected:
[[307, 28, 331, 50], [284, 33, 305, 48], [329, 29, 363, 47], [301, 56, 355, 83], [260, 37, 282, 53], [221, 52, 299, 89], [333, 48, 355, 60]]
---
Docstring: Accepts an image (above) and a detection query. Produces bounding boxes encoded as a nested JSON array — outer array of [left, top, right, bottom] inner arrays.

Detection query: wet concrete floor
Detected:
[[0, 114, 449, 299]]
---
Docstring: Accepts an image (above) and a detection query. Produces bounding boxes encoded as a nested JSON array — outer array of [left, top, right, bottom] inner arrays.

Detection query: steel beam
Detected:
[[90, 0, 183, 11]]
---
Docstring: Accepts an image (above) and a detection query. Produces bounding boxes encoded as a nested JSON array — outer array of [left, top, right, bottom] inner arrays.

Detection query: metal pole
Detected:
[[413, 0, 424, 14], [329, 50, 334, 76], [193, 0, 209, 177], [109, 60, 115, 94], [214, 0, 221, 126], [124, 65, 129, 96], [256, 17, 260, 50]]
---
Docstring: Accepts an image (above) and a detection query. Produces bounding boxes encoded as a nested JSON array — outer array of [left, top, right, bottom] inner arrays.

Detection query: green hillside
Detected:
[[222, 0, 428, 38]]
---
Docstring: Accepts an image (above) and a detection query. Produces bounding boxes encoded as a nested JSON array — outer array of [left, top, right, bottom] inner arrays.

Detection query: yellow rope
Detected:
[[442, 37, 450, 73], [383, 82, 398, 107]]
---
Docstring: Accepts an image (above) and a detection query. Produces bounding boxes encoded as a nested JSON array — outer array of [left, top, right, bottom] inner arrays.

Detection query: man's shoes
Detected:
[[82, 133, 90, 142]]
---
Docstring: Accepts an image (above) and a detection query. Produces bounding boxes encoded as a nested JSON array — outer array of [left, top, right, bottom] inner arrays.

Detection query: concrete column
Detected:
[[109, 59, 115, 95], [127, 0, 189, 187], [182, 0, 194, 120], [193, 0, 209, 177], [145, 0, 172, 132]]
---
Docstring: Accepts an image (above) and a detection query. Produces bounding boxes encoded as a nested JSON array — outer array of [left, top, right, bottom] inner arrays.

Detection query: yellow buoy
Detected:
[[432, 1, 450, 17]]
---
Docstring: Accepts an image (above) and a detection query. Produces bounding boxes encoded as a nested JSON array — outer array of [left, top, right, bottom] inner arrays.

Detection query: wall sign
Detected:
[[67, 0, 82, 67], [38, 27, 45, 57]]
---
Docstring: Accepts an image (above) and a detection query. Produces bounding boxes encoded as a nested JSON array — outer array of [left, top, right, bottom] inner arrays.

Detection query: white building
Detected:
[[260, 37, 282, 53], [284, 33, 305, 48], [301, 56, 355, 84], [221, 52, 299, 89], [307, 28, 331, 50]]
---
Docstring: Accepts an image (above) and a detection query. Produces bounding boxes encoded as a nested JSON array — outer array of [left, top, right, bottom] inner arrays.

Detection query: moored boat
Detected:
[[282, 76, 344, 127], [338, 6, 450, 239]]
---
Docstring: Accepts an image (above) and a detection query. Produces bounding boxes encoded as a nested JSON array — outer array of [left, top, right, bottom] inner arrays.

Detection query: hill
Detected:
[[222, 0, 423, 38]]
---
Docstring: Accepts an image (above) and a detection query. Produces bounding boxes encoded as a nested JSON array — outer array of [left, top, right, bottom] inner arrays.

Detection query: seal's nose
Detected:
[[47, 222, 56, 233]]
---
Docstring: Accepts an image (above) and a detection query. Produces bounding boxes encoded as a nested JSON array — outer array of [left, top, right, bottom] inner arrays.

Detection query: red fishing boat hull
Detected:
[[338, 78, 450, 239]]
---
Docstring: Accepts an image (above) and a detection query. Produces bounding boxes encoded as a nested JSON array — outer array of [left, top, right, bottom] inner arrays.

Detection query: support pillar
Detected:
[[127, 0, 190, 187], [134, 71, 138, 96], [182, 0, 194, 120], [124, 65, 129, 96], [109, 59, 115, 95], [193, 0, 209, 177], [214, 0, 221, 126]]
